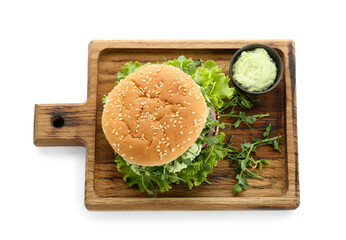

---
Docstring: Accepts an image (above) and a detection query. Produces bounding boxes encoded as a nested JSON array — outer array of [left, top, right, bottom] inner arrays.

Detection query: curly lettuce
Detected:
[[115, 133, 227, 195], [110, 56, 234, 195]]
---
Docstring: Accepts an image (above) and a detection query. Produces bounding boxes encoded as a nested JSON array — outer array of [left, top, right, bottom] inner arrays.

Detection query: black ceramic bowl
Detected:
[[229, 43, 283, 95]]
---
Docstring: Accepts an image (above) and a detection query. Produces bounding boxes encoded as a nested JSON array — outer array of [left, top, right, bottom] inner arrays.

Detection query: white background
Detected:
[[1, 0, 345, 239]]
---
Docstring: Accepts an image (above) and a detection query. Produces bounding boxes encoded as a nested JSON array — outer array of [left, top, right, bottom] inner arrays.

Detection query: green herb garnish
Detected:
[[227, 123, 281, 195], [220, 109, 269, 130]]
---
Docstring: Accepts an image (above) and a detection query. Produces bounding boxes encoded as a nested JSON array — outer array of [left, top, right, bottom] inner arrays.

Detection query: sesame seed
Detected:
[[129, 145, 132, 149], [180, 131, 183, 135], [172, 148, 175, 152]]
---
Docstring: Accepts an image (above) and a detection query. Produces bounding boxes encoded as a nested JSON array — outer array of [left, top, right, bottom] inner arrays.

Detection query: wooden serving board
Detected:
[[34, 40, 299, 210]]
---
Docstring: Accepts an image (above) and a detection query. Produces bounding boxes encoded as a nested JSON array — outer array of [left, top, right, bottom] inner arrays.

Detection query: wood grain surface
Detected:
[[34, 40, 299, 210]]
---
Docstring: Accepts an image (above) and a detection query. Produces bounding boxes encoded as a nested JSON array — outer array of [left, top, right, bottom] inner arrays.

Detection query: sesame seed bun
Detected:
[[102, 64, 207, 166]]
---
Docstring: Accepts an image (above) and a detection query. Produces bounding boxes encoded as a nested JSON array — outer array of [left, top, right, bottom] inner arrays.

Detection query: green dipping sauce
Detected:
[[232, 48, 277, 92]]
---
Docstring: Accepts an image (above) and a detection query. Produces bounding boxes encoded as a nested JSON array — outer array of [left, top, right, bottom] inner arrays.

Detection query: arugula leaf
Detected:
[[273, 139, 281, 152], [233, 183, 243, 195], [233, 118, 241, 128], [204, 135, 221, 145], [263, 123, 272, 138], [229, 89, 260, 109], [220, 111, 269, 130], [245, 171, 263, 179], [236, 174, 248, 190], [227, 134, 282, 195], [261, 159, 271, 165]]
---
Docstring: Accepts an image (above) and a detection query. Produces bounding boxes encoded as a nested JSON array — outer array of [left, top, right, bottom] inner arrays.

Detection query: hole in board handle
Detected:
[[52, 116, 64, 128]]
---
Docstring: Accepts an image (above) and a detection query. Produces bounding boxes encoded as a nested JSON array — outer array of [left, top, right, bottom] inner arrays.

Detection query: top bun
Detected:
[[102, 64, 207, 166]]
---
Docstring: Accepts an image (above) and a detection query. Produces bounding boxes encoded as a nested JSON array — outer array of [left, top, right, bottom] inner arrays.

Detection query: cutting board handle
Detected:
[[34, 103, 94, 147]]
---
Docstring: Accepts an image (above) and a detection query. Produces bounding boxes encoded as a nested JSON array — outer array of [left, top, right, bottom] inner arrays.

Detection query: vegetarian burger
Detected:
[[102, 64, 208, 166]]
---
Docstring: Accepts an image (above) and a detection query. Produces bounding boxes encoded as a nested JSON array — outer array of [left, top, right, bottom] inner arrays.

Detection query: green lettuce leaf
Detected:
[[116, 61, 142, 84], [194, 60, 235, 109], [115, 155, 173, 195], [165, 55, 198, 76], [115, 132, 227, 195], [102, 94, 108, 104], [164, 56, 235, 109], [111, 56, 233, 195]]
